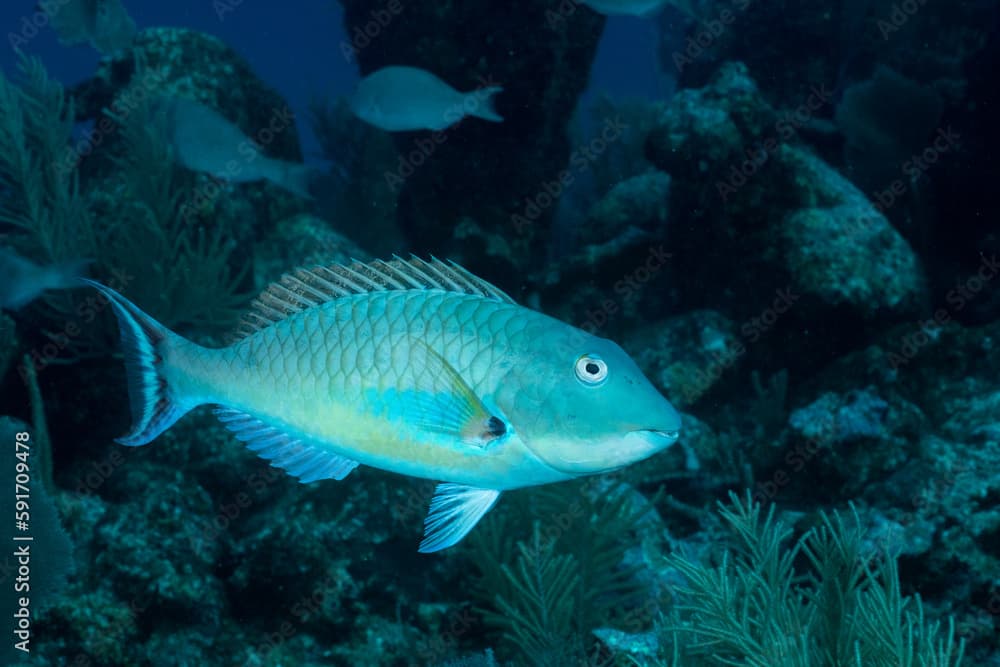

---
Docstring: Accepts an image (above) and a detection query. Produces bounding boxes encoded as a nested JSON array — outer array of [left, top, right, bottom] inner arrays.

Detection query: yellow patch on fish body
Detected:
[[87, 257, 681, 552]]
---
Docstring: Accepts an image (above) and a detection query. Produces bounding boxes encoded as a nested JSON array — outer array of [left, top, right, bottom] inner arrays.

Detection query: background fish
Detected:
[[42, 0, 136, 55], [349, 66, 504, 132], [0, 247, 88, 311], [87, 257, 681, 552], [154, 96, 318, 200]]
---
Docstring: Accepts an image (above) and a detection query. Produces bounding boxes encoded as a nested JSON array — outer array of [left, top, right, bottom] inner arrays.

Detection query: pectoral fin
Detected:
[[419, 484, 501, 553], [394, 340, 508, 448]]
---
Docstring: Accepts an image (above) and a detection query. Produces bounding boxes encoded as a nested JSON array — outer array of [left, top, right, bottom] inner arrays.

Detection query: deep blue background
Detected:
[[0, 1, 670, 160]]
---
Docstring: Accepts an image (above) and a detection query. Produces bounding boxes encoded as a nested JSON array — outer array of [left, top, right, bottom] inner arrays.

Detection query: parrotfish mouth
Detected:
[[527, 427, 683, 476], [630, 428, 681, 446], [618, 428, 682, 464]]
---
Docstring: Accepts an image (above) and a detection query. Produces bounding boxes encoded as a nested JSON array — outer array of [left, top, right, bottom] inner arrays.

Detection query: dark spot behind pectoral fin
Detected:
[[400, 339, 509, 449], [419, 484, 501, 553], [214, 408, 359, 483]]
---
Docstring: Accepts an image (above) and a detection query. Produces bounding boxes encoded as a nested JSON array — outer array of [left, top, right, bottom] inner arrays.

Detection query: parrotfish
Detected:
[[154, 96, 317, 200], [87, 258, 680, 552], [0, 247, 88, 311], [350, 66, 504, 132]]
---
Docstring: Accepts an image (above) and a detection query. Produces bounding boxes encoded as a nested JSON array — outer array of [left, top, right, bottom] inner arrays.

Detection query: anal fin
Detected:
[[214, 408, 359, 483], [419, 483, 501, 553]]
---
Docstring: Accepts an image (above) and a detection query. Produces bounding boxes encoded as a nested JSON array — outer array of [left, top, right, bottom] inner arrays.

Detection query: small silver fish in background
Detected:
[[42, 0, 137, 55], [0, 247, 88, 311], [581, 0, 695, 17], [86, 257, 681, 552], [350, 66, 504, 132], [153, 96, 317, 200]]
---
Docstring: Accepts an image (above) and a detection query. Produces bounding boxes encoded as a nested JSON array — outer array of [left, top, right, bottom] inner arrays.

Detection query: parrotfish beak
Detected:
[[617, 426, 682, 464], [529, 419, 683, 476], [625, 400, 684, 456], [628, 428, 681, 448]]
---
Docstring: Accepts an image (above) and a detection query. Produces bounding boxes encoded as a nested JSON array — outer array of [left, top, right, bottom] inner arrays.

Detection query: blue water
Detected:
[[0, 2, 667, 162]]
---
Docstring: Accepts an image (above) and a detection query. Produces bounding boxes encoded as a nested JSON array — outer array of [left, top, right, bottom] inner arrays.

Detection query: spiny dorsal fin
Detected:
[[233, 256, 515, 340]]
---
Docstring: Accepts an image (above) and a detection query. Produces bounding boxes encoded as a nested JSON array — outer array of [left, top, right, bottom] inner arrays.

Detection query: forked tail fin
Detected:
[[467, 86, 504, 123], [83, 279, 193, 446]]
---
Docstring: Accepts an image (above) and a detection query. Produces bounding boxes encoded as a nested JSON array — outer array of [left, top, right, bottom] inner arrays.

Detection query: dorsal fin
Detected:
[[233, 256, 515, 340]]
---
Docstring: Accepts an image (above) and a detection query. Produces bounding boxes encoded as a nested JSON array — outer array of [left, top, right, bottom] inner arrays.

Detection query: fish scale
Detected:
[[212, 291, 523, 460], [85, 257, 681, 552]]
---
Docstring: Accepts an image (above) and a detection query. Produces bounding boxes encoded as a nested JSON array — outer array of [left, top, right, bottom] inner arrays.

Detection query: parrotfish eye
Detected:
[[574, 354, 608, 386]]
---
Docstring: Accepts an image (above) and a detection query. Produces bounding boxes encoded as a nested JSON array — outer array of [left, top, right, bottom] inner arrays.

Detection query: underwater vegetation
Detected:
[[0, 0, 997, 665], [653, 494, 965, 667], [468, 479, 652, 665], [0, 52, 249, 360]]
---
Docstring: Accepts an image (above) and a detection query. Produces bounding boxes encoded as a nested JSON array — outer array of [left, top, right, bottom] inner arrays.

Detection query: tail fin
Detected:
[[467, 86, 504, 123], [83, 280, 193, 446]]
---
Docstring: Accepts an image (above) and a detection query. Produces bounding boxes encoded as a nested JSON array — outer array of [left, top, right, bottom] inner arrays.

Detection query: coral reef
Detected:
[[74, 27, 309, 237], [665, 0, 998, 322], [469, 479, 652, 666], [546, 170, 672, 289], [607, 493, 966, 666], [0, 53, 249, 357], [624, 310, 740, 408], [778, 146, 925, 312], [339, 0, 605, 281], [645, 62, 926, 372], [668, 0, 989, 112]]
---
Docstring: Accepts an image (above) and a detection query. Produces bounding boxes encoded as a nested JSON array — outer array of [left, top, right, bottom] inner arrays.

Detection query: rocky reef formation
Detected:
[[664, 0, 999, 323], [667, 0, 990, 112], [73, 27, 309, 234], [339, 0, 605, 283], [644, 62, 926, 375]]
